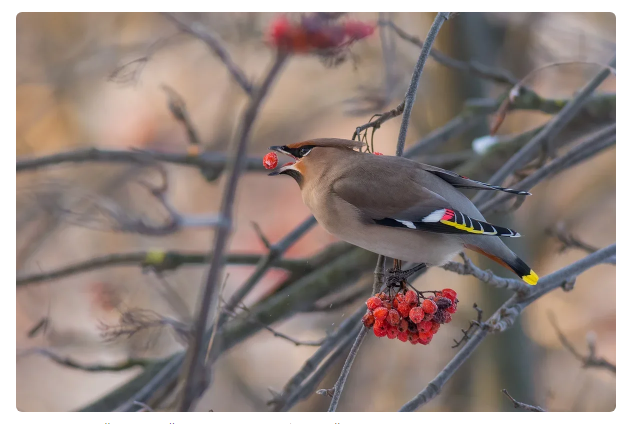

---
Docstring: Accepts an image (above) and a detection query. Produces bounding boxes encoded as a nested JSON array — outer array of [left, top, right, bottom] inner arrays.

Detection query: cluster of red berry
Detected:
[[266, 14, 376, 54], [362, 288, 458, 345]]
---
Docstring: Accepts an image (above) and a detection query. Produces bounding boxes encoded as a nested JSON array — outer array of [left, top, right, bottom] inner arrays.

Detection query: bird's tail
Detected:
[[464, 244, 538, 285]]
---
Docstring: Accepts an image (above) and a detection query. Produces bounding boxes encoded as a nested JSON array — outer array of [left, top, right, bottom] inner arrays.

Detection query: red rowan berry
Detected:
[[386, 309, 401, 326], [366, 296, 382, 311], [421, 298, 438, 315], [397, 330, 409, 342], [263, 152, 278, 170], [431, 322, 441, 334], [409, 307, 425, 324], [418, 331, 433, 344], [387, 326, 399, 339], [373, 307, 389, 321], [373, 320, 388, 337], [398, 318, 409, 333], [441, 288, 457, 302], [361, 311, 375, 328], [416, 321, 432, 334], [408, 332, 419, 344], [404, 290, 418, 305], [397, 302, 411, 318]]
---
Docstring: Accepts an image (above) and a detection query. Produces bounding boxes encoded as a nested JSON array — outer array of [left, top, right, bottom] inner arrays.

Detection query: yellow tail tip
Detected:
[[522, 270, 539, 285]]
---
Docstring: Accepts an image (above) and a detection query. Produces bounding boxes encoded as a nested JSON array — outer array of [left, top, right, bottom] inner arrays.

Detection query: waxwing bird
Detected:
[[268, 138, 538, 285]]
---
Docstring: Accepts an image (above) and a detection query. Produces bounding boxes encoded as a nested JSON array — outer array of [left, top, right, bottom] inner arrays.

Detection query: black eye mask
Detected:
[[282, 145, 314, 158]]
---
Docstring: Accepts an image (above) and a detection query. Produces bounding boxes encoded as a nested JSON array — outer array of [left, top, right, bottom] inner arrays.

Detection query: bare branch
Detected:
[[379, 19, 520, 86], [442, 253, 525, 292], [478, 123, 616, 213], [269, 305, 366, 411], [327, 253, 386, 412], [161, 13, 254, 95], [16, 147, 265, 177], [396, 12, 450, 155], [549, 313, 615, 373], [222, 302, 325, 347], [284, 325, 360, 411], [547, 223, 601, 255], [100, 308, 191, 344], [399, 244, 615, 411], [452, 303, 484, 348], [472, 55, 616, 205], [502, 389, 546, 412], [179, 52, 288, 411], [16, 250, 310, 287], [19, 348, 152, 373], [216, 216, 318, 331], [160, 84, 202, 155]]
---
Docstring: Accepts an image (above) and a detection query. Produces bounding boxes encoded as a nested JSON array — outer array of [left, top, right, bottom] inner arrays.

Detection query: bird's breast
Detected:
[[301, 188, 463, 266]]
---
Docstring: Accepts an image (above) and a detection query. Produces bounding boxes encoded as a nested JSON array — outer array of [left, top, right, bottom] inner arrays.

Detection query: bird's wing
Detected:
[[419, 163, 531, 196], [331, 172, 521, 237]]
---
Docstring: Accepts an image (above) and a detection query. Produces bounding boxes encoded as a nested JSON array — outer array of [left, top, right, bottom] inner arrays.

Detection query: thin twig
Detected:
[[379, 19, 520, 85], [19, 348, 152, 373], [179, 52, 288, 411], [160, 84, 202, 155], [452, 303, 484, 348], [472, 55, 616, 205], [547, 223, 600, 255], [549, 313, 615, 373], [222, 301, 325, 347], [219, 216, 317, 327], [478, 123, 616, 213], [396, 12, 450, 156], [269, 305, 366, 411], [283, 325, 361, 411], [162, 13, 254, 95], [399, 244, 615, 411], [502, 389, 546, 412]]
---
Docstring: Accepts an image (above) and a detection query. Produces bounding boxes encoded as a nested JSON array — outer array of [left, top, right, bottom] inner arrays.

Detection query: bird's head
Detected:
[[268, 138, 365, 186]]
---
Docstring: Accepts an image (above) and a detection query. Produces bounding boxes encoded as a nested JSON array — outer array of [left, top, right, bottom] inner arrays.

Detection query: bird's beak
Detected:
[[268, 146, 298, 176]]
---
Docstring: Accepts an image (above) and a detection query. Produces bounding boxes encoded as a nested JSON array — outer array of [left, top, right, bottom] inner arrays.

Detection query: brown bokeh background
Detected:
[[16, 12, 615, 412]]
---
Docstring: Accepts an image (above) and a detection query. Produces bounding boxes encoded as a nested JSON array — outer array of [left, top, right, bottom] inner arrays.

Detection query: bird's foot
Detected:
[[385, 263, 428, 288]]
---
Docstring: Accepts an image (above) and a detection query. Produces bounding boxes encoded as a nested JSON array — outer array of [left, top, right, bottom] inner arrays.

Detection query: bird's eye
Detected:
[[298, 146, 313, 157]]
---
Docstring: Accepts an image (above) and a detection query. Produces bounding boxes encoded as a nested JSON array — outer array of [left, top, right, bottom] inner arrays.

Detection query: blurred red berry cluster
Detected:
[[362, 288, 459, 345], [266, 14, 376, 54]]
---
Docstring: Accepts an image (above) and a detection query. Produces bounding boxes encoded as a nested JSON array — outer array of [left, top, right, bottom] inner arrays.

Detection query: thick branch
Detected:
[[472, 55, 616, 205], [442, 253, 525, 292], [399, 244, 615, 411], [478, 123, 616, 212], [179, 52, 288, 411], [16, 250, 311, 287]]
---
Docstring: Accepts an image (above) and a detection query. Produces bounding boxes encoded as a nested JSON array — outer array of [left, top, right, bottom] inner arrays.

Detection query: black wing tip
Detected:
[[496, 186, 531, 196]]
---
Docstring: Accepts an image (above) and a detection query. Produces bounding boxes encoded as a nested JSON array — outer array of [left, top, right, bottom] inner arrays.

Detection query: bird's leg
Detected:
[[385, 262, 428, 290]]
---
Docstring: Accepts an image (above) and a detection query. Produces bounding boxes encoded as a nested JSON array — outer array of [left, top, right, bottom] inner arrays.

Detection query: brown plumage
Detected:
[[268, 138, 538, 285]]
